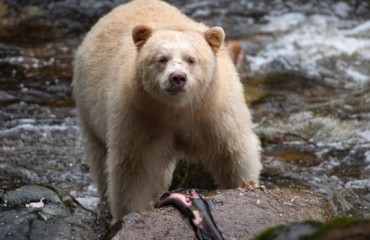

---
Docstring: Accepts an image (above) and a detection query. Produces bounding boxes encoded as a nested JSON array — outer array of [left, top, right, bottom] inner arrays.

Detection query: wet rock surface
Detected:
[[0, 185, 104, 240], [1, 0, 370, 239], [114, 188, 333, 239]]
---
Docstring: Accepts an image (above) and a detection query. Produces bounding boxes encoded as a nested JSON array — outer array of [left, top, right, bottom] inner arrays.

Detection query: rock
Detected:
[[1, 185, 61, 209], [255, 217, 370, 240], [75, 197, 100, 212], [113, 187, 333, 239], [0, 185, 104, 240]]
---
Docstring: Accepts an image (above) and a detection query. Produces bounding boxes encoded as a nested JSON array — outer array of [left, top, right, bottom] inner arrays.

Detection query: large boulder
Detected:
[[113, 187, 333, 239]]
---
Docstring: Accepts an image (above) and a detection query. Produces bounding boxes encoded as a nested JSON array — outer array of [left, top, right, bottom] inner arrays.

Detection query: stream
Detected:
[[1, 0, 369, 220]]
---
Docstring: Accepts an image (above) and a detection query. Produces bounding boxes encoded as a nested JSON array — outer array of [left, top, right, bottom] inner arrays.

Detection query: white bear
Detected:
[[73, 0, 262, 222]]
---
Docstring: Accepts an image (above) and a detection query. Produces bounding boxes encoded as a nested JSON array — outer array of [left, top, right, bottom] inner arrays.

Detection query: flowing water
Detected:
[[1, 0, 369, 218]]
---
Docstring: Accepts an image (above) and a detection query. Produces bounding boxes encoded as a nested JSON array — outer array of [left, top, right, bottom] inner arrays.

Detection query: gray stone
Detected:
[[0, 185, 99, 240], [113, 188, 333, 240]]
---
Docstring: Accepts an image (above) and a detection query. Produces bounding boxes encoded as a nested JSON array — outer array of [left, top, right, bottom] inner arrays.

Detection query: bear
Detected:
[[72, 0, 262, 222]]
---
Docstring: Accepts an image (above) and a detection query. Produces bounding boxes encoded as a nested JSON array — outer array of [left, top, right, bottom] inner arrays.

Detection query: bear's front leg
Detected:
[[79, 119, 109, 201], [106, 149, 175, 222], [201, 109, 263, 188], [207, 133, 262, 188]]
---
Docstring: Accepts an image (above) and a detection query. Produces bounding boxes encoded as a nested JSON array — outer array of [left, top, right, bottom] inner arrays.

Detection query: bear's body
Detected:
[[73, 0, 262, 221]]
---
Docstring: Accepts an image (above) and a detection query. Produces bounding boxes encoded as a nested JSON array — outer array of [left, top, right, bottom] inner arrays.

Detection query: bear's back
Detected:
[[77, 0, 207, 66]]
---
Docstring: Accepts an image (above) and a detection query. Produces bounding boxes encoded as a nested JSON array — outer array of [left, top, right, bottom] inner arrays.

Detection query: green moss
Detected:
[[254, 217, 370, 240], [254, 222, 321, 240], [303, 217, 370, 240], [254, 225, 286, 240]]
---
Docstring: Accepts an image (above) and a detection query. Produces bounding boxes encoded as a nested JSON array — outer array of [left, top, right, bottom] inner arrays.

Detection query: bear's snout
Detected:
[[168, 71, 187, 93]]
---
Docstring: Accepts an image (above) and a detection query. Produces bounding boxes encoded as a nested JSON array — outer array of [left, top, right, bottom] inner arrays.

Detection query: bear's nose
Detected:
[[169, 71, 187, 89]]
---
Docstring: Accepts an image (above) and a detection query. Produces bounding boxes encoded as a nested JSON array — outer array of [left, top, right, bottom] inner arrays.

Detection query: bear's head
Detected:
[[132, 25, 225, 108]]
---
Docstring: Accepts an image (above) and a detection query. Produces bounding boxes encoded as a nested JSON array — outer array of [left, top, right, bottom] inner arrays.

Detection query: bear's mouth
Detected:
[[166, 87, 185, 95]]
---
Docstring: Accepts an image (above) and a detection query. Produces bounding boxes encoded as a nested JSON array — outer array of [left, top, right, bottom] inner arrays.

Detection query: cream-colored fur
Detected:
[[73, 0, 262, 222]]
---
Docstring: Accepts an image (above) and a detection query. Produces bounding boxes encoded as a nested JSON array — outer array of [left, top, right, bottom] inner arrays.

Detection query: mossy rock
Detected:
[[255, 216, 370, 240]]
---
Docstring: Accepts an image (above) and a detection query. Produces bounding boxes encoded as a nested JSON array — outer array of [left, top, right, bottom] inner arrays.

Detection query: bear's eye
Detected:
[[158, 56, 168, 63], [187, 57, 196, 65]]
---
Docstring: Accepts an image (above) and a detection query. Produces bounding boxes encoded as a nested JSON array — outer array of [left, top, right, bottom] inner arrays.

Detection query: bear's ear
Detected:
[[132, 25, 153, 49], [204, 27, 225, 53]]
